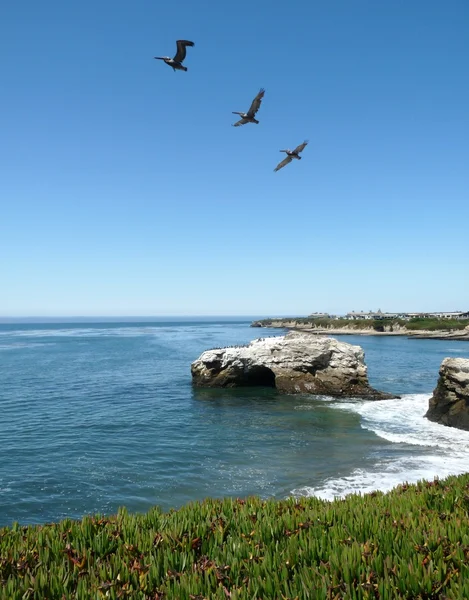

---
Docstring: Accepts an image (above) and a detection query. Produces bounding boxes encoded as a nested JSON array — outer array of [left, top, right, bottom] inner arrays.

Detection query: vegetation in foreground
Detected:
[[2, 474, 469, 599], [256, 317, 469, 332]]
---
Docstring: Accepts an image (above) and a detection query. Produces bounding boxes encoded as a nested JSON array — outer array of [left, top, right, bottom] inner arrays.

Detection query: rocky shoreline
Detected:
[[251, 320, 469, 341]]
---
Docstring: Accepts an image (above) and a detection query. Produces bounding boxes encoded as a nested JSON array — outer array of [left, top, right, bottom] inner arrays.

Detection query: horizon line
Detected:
[[0, 315, 287, 323]]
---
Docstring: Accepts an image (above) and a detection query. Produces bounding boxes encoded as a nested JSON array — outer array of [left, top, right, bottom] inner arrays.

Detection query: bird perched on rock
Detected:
[[154, 40, 195, 72], [274, 141, 309, 172], [232, 88, 265, 127]]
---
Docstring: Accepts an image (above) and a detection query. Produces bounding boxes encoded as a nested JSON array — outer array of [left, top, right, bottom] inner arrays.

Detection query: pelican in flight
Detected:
[[232, 88, 265, 127], [154, 40, 195, 72], [274, 140, 309, 172]]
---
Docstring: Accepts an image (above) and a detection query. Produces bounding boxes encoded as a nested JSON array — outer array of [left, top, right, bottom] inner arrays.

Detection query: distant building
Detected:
[[346, 311, 374, 320], [427, 311, 469, 320], [308, 312, 331, 319], [344, 310, 469, 321], [345, 310, 401, 320]]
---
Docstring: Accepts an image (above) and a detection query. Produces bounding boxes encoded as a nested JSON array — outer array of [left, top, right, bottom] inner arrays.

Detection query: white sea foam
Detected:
[[0, 342, 52, 350], [337, 394, 469, 450], [293, 454, 469, 501], [292, 394, 469, 501], [294, 395, 337, 408]]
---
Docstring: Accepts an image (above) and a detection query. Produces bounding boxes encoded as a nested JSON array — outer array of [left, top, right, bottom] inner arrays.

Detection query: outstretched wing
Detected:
[[293, 140, 308, 154], [174, 40, 195, 63], [246, 88, 265, 117], [274, 156, 293, 172], [232, 118, 250, 127]]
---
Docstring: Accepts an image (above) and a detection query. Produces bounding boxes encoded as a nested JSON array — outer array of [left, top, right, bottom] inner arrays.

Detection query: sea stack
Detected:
[[191, 332, 397, 400], [425, 358, 469, 430]]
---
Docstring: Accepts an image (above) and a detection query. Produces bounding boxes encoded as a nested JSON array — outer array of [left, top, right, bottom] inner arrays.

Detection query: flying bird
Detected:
[[274, 140, 309, 172], [232, 88, 265, 127], [154, 40, 195, 72]]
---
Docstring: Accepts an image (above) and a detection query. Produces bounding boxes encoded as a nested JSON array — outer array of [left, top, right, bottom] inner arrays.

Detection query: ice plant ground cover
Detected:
[[1, 473, 469, 599]]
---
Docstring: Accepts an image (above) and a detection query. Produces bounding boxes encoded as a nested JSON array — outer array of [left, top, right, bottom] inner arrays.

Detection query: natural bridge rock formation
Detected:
[[191, 332, 397, 399], [425, 358, 469, 430]]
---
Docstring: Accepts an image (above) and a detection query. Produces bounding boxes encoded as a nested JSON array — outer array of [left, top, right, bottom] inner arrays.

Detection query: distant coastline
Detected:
[[251, 318, 469, 341]]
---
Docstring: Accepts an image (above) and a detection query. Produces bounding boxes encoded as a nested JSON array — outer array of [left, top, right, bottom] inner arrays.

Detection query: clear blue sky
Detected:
[[1, 0, 468, 317]]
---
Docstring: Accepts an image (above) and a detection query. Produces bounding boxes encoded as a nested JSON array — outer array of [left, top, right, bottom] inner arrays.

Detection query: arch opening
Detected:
[[242, 366, 276, 387]]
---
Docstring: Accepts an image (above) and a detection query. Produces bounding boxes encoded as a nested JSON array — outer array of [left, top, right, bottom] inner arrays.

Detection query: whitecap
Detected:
[[0, 342, 51, 351], [334, 394, 469, 451], [293, 393, 469, 501], [292, 451, 469, 502]]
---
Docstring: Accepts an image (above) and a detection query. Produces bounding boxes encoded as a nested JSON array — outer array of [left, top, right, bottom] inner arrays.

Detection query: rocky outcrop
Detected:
[[425, 358, 469, 430], [191, 332, 397, 400]]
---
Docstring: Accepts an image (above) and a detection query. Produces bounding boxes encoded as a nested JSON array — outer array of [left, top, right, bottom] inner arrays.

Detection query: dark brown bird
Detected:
[[232, 88, 265, 127], [274, 140, 309, 172], [154, 40, 195, 72]]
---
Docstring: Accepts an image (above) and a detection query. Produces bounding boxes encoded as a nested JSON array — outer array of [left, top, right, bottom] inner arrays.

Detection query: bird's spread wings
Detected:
[[293, 140, 308, 154], [274, 156, 293, 172], [247, 88, 265, 117], [174, 40, 195, 63], [233, 118, 250, 127]]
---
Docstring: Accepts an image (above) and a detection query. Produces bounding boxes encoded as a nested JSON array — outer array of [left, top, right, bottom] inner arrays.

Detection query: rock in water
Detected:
[[425, 358, 469, 430], [191, 332, 397, 400]]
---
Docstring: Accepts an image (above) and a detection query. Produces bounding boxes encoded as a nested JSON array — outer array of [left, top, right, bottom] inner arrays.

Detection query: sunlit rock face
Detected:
[[191, 332, 397, 400], [426, 358, 469, 430]]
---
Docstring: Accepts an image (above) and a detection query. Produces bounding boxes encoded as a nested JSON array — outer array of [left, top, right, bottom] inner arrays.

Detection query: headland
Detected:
[[251, 315, 469, 341]]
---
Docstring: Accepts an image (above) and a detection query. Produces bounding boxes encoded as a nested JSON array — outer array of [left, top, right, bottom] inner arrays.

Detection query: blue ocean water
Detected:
[[1, 319, 469, 528]]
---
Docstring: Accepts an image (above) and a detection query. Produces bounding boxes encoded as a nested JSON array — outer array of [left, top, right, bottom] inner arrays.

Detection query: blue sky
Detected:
[[1, 0, 468, 317]]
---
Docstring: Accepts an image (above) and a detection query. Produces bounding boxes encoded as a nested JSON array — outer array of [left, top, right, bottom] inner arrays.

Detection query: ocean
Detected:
[[1, 318, 469, 528]]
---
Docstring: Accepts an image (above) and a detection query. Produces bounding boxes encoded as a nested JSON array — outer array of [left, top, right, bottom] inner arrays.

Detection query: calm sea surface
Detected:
[[1, 319, 469, 527]]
